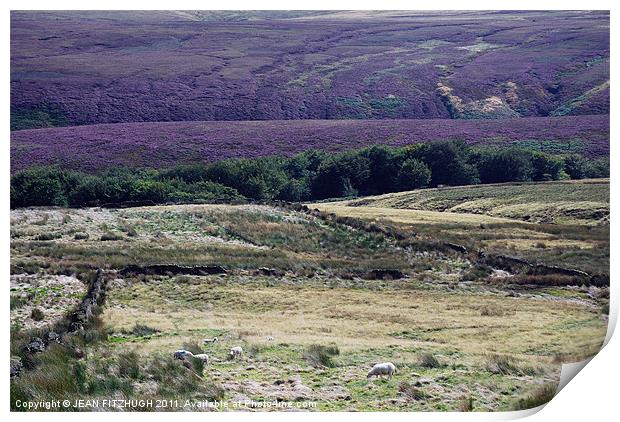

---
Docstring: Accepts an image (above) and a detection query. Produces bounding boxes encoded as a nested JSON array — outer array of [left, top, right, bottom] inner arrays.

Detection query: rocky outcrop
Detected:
[[25, 337, 45, 353], [10, 357, 23, 378], [68, 269, 108, 332]]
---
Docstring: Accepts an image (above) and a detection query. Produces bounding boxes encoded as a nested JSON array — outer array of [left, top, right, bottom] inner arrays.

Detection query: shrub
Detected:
[[30, 307, 45, 321], [303, 344, 340, 368], [117, 351, 142, 380], [146, 354, 221, 395], [100, 232, 124, 241], [34, 232, 62, 241], [486, 354, 536, 376], [398, 381, 429, 401], [418, 352, 441, 368], [73, 232, 89, 240], [10, 344, 82, 407], [397, 158, 431, 190], [563, 154, 589, 179], [361, 145, 402, 194], [10, 166, 79, 208], [531, 152, 565, 181], [477, 148, 534, 183], [586, 158, 610, 178], [311, 152, 370, 199], [406, 141, 480, 187], [77, 314, 109, 344], [246, 344, 264, 358], [10, 295, 28, 310], [458, 396, 474, 411], [513, 384, 556, 410], [276, 178, 310, 202]]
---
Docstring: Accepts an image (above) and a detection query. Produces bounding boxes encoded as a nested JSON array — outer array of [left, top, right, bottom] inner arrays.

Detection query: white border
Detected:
[[3, 1, 617, 421]]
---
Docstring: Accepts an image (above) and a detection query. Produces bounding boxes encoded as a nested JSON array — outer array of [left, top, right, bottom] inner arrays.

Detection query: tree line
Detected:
[[11, 141, 609, 208]]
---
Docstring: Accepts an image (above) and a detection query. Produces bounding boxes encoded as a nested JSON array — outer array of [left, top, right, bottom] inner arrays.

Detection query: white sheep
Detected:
[[203, 337, 218, 344], [266, 336, 274, 341], [229, 346, 243, 358], [367, 362, 397, 380], [193, 353, 210, 364]]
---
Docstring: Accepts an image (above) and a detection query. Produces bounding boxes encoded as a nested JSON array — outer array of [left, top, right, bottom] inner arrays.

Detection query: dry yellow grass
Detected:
[[309, 204, 519, 226], [104, 278, 606, 361]]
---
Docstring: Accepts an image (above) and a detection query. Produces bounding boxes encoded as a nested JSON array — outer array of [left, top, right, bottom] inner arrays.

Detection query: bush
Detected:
[[486, 354, 536, 376], [531, 152, 565, 181], [458, 396, 474, 411], [73, 232, 89, 240], [276, 178, 310, 202], [100, 232, 124, 241], [477, 148, 534, 183], [311, 152, 370, 199], [303, 344, 340, 368], [406, 141, 480, 187], [563, 154, 588, 179], [418, 352, 441, 368], [34, 232, 62, 241], [11, 344, 83, 408], [10, 295, 28, 310], [30, 307, 45, 321], [11, 166, 79, 208], [586, 158, 610, 178], [397, 158, 431, 190], [117, 351, 142, 380], [361, 145, 402, 194], [398, 381, 429, 401], [513, 384, 556, 410]]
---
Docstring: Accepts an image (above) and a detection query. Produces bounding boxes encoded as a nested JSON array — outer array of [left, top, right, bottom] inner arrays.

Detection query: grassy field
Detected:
[[320, 179, 609, 225], [310, 179, 609, 276], [10, 200, 609, 411]]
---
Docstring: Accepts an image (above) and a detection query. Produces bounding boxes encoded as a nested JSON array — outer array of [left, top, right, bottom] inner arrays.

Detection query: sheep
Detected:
[[173, 349, 194, 360], [266, 336, 274, 341], [193, 353, 210, 364], [203, 337, 218, 344], [229, 346, 243, 358], [367, 362, 397, 380]]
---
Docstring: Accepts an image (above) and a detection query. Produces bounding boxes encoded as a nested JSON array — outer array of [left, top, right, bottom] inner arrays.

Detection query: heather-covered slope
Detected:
[[11, 10, 609, 129], [10, 115, 609, 173]]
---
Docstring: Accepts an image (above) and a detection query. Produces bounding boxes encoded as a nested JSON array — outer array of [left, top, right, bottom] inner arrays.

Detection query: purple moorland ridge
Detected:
[[11, 10, 609, 125], [11, 115, 609, 173]]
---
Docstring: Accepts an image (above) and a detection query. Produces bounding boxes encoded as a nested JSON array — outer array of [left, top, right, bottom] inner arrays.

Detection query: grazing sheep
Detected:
[[230, 346, 243, 358], [193, 353, 210, 364], [266, 336, 274, 341], [203, 337, 218, 344], [367, 362, 397, 380], [173, 349, 194, 360]]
